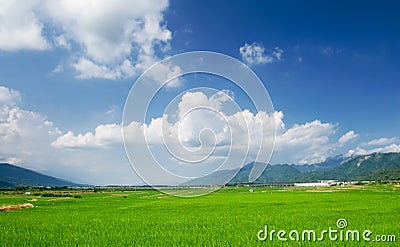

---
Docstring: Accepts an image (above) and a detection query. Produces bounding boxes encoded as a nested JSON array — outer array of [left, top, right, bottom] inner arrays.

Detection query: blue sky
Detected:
[[0, 1, 399, 185]]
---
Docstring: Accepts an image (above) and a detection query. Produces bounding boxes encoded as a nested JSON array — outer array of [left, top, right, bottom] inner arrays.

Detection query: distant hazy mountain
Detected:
[[0, 163, 81, 188], [291, 155, 347, 173], [185, 152, 400, 185]]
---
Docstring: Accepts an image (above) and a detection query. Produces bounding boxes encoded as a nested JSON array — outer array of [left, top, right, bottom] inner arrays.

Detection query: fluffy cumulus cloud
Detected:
[[274, 120, 337, 164], [0, 0, 49, 51], [0, 86, 61, 168], [54, 91, 274, 153], [0, 86, 137, 184], [44, 0, 172, 79], [338, 130, 359, 146], [239, 42, 283, 65], [51, 124, 122, 149], [0, 86, 21, 106], [53, 90, 277, 179], [0, 0, 174, 80], [72, 58, 129, 80], [2, 85, 399, 184], [52, 90, 353, 166]]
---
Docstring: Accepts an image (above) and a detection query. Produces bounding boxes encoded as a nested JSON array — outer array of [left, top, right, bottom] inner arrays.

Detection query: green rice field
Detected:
[[0, 185, 399, 246]]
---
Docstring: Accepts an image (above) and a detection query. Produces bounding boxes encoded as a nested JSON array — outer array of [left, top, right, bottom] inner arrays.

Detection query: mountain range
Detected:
[[185, 152, 400, 185], [0, 163, 81, 188], [1, 152, 399, 188]]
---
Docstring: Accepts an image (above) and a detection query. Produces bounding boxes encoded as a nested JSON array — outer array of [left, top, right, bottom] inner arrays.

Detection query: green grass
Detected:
[[0, 185, 399, 246]]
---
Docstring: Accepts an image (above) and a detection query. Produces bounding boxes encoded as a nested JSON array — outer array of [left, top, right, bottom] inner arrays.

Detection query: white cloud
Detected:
[[54, 35, 71, 50], [0, 0, 49, 51], [44, 0, 170, 64], [338, 130, 359, 146], [6, 86, 397, 185], [44, 0, 171, 79], [53, 91, 342, 166], [276, 120, 335, 148], [52, 91, 275, 162], [51, 119, 147, 149], [363, 137, 397, 147], [143, 61, 183, 87], [344, 137, 400, 158], [346, 144, 400, 157], [51, 64, 63, 74], [3, 157, 23, 165], [176, 99, 228, 147], [72, 57, 123, 80], [0, 88, 62, 169], [104, 105, 118, 116], [51, 124, 123, 149], [274, 120, 337, 164], [51, 91, 235, 149], [0, 0, 173, 80], [272, 47, 284, 60], [239, 43, 283, 65], [0, 86, 21, 106], [0, 86, 138, 185], [177, 91, 231, 118]]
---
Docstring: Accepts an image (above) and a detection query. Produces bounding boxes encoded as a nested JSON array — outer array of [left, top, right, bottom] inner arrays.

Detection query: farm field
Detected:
[[0, 185, 399, 246]]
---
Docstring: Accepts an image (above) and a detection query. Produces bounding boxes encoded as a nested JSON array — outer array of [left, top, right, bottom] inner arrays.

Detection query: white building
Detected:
[[294, 182, 330, 187]]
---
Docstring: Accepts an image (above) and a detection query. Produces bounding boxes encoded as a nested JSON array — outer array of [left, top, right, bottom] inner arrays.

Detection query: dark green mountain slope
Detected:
[[230, 163, 304, 184], [314, 152, 400, 181], [0, 163, 80, 188]]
